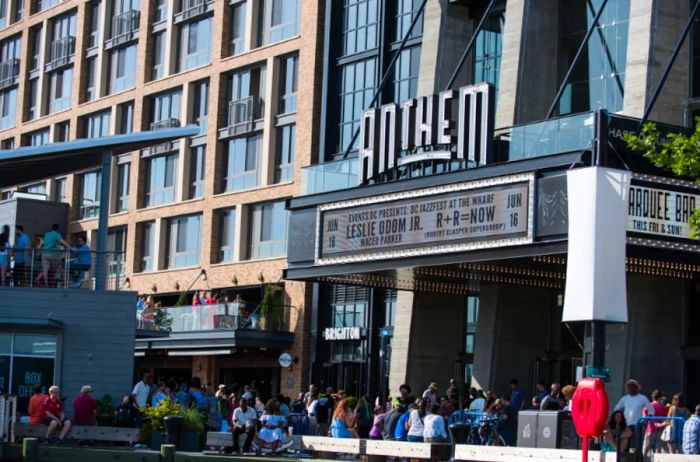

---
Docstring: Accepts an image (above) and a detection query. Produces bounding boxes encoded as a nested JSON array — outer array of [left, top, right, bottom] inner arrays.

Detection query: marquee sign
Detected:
[[358, 82, 493, 185], [627, 184, 697, 239], [315, 174, 534, 265]]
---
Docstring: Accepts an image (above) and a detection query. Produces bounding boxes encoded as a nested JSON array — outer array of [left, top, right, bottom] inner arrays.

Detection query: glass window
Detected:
[[188, 145, 205, 199], [260, 0, 300, 45], [392, 45, 420, 104], [53, 177, 67, 202], [37, 0, 59, 12], [48, 67, 73, 114], [224, 134, 261, 192], [473, 10, 504, 97], [465, 296, 479, 354], [28, 128, 49, 146], [145, 153, 177, 207], [88, 1, 101, 48], [108, 226, 127, 253], [155, 0, 167, 22], [179, 16, 212, 71], [140, 221, 154, 272], [84, 110, 110, 138], [384, 289, 397, 326], [85, 57, 97, 101], [27, 79, 38, 120], [54, 121, 69, 142], [274, 124, 295, 183], [230, 1, 246, 56], [116, 161, 130, 213], [392, 0, 423, 42], [12, 0, 21, 23], [337, 57, 377, 153], [0, 34, 21, 61], [152, 32, 166, 80], [192, 80, 208, 133], [557, 0, 630, 115], [22, 182, 46, 195], [117, 101, 133, 134], [218, 208, 236, 262], [166, 214, 201, 268], [109, 44, 137, 94], [30, 27, 41, 71], [0, 333, 56, 412], [151, 90, 181, 124], [342, 0, 378, 56], [80, 170, 101, 219], [0, 87, 16, 129], [279, 54, 298, 114], [248, 200, 288, 259]]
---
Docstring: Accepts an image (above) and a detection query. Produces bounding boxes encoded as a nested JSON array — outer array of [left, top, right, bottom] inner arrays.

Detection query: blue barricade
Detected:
[[635, 416, 685, 454], [287, 412, 311, 435]]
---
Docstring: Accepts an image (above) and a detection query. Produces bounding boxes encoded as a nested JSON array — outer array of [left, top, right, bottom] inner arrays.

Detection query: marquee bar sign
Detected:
[[627, 183, 697, 239], [316, 174, 534, 264], [358, 82, 493, 185]]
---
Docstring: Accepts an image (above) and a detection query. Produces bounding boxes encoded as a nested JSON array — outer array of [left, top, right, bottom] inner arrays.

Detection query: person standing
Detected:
[[132, 372, 151, 409], [642, 390, 667, 458], [683, 405, 700, 455], [540, 383, 562, 411], [0, 225, 10, 286], [614, 379, 655, 453], [665, 393, 691, 454], [43, 386, 72, 443], [71, 237, 91, 287], [509, 379, 525, 412], [73, 385, 97, 426], [36, 224, 69, 287], [406, 399, 427, 442], [13, 225, 29, 286]]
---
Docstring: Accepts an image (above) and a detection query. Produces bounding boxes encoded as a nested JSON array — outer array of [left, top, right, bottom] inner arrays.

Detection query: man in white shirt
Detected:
[[422, 382, 439, 405], [132, 373, 151, 409], [469, 390, 486, 411], [614, 379, 654, 439], [232, 398, 257, 453]]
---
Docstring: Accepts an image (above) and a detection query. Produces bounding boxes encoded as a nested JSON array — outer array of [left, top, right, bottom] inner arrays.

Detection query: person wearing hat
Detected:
[[73, 385, 97, 426], [614, 379, 655, 442]]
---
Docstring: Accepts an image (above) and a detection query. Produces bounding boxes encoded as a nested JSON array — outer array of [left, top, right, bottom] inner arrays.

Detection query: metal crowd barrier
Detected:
[[634, 416, 685, 460]]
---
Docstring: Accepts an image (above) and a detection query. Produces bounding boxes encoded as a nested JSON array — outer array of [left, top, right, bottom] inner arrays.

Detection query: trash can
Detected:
[[537, 411, 577, 449], [449, 422, 469, 460], [517, 411, 539, 448], [163, 415, 183, 446]]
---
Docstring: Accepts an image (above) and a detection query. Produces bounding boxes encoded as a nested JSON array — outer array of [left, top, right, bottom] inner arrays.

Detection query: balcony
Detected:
[[142, 118, 181, 156], [44, 36, 76, 72], [104, 10, 140, 50], [135, 302, 295, 350], [218, 96, 265, 139], [301, 157, 359, 195], [0, 58, 19, 90], [173, 0, 214, 24]]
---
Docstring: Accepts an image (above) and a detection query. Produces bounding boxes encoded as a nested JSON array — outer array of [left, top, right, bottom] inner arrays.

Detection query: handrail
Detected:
[[635, 416, 685, 449], [111, 10, 140, 40]]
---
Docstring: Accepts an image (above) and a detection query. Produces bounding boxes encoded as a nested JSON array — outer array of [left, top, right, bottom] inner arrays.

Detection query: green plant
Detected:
[[141, 398, 181, 432], [175, 291, 190, 307], [179, 406, 205, 434], [260, 284, 285, 330], [96, 394, 116, 426], [624, 121, 700, 237], [154, 308, 173, 331]]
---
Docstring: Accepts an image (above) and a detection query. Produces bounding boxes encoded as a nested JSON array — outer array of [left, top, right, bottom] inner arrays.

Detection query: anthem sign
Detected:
[[315, 174, 534, 265], [358, 82, 493, 185]]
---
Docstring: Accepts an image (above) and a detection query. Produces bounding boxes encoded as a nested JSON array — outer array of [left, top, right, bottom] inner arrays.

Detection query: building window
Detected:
[[12, 0, 21, 23], [218, 208, 236, 262], [166, 214, 201, 268], [117, 101, 133, 134], [115, 160, 130, 213], [260, 0, 300, 45], [150, 89, 181, 125], [30, 26, 41, 71], [384, 290, 397, 326], [0, 88, 16, 129], [79, 170, 101, 219], [342, 0, 378, 56], [37, 0, 59, 12], [83, 110, 110, 138], [224, 134, 261, 192], [557, 0, 630, 115], [48, 67, 73, 114], [248, 200, 288, 259], [274, 124, 294, 183], [152, 32, 166, 80], [109, 44, 137, 94], [107, 226, 127, 277], [27, 128, 49, 146], [22, 182, 46, 195], [188, 145, 205, 199], [328, 285, 369, 362], [88, 1, 101, 49], [464, 295, 479, 385], [192, 80, 208, 134], [0, 34, 21, 61], [392, 0, 423, 42], [145, 153, 177, 207], [473, 9, 504, 97], [85, 57, 97, 101], [27, 79, 38, 120], [0, 333, 57, 412], [279, 54, 298, 114], [54, 121, 69, 142], [0, 0, 7, 29], [1, 137, 13, 149], [139, 221, 155, 272], [337, 58, 377, 153], [392, 46, 420, 103], [178, 16, 212, 72], [229, 1, 246, 56], [52, 177, 66, 202], [154, 0, 167, 23]]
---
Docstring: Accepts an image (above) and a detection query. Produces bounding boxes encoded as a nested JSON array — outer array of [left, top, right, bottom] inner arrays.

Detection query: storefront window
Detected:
[[464, 296, 479, 385], [557, 0, 630, 115], [0, 333, 56, 412], [473, 9, 504, 97]]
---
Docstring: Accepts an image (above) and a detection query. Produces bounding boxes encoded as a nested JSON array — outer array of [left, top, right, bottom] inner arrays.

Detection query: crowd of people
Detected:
[[0, 223, 92, 288]]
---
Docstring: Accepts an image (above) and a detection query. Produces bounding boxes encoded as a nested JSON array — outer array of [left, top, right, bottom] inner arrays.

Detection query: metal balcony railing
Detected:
[[45, 36, 76, 70], [174, 0, 210, 22], [228, 95, 264, 130], [150, 118, 180, 130], [0, 58, 19, 90], [110, 10, 140, 40]]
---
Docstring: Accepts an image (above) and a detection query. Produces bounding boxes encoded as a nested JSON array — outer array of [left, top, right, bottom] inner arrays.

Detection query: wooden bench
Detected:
[[14, 423, 140, 444]]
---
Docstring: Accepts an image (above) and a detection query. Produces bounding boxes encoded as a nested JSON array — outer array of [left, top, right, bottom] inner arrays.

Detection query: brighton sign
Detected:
[[323, 327, 362, 341], [358, 82, 493, 185]]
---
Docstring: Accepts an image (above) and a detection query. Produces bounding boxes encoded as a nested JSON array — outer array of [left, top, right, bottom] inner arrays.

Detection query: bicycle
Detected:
[[477, 415, 506, 446]]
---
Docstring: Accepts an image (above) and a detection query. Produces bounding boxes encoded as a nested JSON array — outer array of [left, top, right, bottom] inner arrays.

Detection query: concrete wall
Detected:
[[0, 198, 69, 244], [0, 287, 136, 414]]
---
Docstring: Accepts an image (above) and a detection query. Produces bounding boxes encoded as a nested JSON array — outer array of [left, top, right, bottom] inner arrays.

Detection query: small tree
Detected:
[[623, 121, 700, 237]]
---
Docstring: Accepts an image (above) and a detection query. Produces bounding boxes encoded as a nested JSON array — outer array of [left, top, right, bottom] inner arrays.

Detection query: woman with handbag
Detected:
[[663, 393, 691, 453]]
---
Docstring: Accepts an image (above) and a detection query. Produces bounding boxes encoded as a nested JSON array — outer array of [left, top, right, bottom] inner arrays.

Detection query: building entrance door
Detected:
[[323, 362, 363, 396]]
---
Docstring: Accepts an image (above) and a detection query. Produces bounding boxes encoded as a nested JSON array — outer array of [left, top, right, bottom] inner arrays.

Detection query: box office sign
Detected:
[[316, 174, 535, 265], [628, 183, 697, 239]]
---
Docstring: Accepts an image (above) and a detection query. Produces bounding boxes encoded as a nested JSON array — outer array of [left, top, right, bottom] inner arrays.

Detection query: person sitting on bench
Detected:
[[231, 398, 257, 453], [44, 386, 72, 443]]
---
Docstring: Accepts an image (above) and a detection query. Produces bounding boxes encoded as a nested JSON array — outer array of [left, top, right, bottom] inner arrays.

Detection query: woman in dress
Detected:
[[254, 399, 293, 454], [664, 393, 691, 454], [329, 398, 358, 438]]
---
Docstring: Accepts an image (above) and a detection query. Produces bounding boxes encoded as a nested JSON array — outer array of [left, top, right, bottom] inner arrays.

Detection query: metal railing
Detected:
[[47, 36, 76, 67], [137, 302, 293, 333], [179, 0, 207, 16], [0, 58, 19, 89], [227, 96, 264, 130], [150, 118, 180, 130], [111, 10, 140, 40], [633, 416, 685, 459], [7, 249, 126, 291]]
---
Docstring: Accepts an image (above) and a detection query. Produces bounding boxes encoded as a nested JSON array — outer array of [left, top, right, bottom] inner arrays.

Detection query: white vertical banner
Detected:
[[563, 167, 631, 323]]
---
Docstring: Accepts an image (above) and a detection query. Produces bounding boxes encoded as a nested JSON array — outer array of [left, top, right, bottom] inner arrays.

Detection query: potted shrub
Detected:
[[95, 394, 116, 426], [178, 406, 204, 452], [259, 284, 284, 331], [141, 398, 181, 450]]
